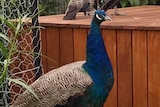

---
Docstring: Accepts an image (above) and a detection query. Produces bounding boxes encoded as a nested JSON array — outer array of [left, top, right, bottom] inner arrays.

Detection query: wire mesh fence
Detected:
[[0, 0, 88, 106], [0, 0, 44, 106]]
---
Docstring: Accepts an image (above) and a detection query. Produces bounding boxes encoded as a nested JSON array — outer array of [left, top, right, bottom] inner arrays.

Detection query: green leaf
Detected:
[[0, 59, 8, 84], [15, 20, 21, 36], [0, 41, 8, 58], [8, 78, 39, 100], [140, 0, 148, 5], [128, 0, 134, 5], [15, 14, 29, 36], [0, 33, 10, 43], [21, 14, 30, 23], [148, 0, 158, 4], [0, 15, 16, 31], [120, 0, 129, 7], [133, 0, 140, 6]]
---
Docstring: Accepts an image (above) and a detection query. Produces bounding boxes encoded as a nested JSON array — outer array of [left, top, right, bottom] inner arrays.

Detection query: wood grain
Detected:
[[148, 31, 160, 107], [73, 28, 87, 61], [40, 28, 47, 73], [60, 27, 74, 65], [46, 27, 60, 71], [117, 30, 133, 107], [132, 30, 148, 107]]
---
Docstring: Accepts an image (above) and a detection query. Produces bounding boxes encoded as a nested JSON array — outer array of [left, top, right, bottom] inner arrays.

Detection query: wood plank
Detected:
[[46, 27, 60, 71], [102, 29, 117, 107], [117, 30, 132, 107], [148, 31, 160, 107], [60, 27, 74, 65], [132, 30, 148, 107], [73, 28, 87, 61], [39, 6, 160, 30], [40, 28, 47, 74]]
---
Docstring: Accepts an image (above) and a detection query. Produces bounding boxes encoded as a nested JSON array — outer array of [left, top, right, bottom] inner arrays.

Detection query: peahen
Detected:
[[63, 0, 95, 20], [63, 0, 122, 20], [10, 10, 114, 107]]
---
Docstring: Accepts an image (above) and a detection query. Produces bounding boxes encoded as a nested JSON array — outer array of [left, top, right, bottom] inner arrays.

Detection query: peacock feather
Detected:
[[11, 10, 114, 107]]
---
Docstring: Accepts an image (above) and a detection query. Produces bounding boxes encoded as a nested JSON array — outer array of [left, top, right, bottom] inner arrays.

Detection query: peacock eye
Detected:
[[96, 14, 106, 21], [96, 14, 102, 20]]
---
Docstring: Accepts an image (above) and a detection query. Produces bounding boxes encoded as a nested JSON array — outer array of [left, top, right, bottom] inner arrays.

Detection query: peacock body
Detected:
[[11, 10, 114, 107]]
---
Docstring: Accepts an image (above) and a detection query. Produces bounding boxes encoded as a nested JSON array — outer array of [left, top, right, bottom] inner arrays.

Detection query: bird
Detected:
[[10, 10, 114, 107], [100, 0, 123, 15], [63, 0, 95, 20]]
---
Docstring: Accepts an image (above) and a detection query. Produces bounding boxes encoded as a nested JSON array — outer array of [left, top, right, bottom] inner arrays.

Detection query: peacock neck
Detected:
[[90, 18, 101, 33], [81, 15, 114, 102], [85, 19, 109, 68], [83, 18, 113, 83]]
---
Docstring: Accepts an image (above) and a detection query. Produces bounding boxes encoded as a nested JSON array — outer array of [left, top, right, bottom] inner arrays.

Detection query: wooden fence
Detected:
[[39, 6, 160, 107]]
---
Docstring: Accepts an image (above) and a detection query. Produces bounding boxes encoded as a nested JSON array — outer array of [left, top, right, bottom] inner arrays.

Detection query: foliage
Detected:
[[9, 78, 39, 100], [120, 0, 160, 7], [39, 0, 69, 15], [0, 14, 39, 104], [39, 0, 59, 15]]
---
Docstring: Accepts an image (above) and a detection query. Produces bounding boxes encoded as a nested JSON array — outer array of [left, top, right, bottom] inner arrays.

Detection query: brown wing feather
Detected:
[[10, 61, 92, 107]]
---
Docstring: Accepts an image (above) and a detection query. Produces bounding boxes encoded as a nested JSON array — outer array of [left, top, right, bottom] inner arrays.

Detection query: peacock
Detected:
[[10, 10, 114, 107]]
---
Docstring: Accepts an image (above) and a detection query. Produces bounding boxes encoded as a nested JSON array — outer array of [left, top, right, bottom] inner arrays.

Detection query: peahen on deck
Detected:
[[10, 10, 114, 107], [63, 0, 121, 20], [63, 0, 95, 20]]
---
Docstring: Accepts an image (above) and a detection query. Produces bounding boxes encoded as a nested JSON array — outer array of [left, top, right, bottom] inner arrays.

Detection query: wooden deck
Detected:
[[39, 6, 160, 107], [39, 5, 160, 30]]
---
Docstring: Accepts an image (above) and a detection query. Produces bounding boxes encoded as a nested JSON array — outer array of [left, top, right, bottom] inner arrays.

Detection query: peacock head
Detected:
[[94, 10, 111, 24]]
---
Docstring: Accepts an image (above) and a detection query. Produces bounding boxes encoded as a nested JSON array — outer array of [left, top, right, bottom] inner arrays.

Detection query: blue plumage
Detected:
[[81, 10, 114, 107], [83, 10, 113, 92]]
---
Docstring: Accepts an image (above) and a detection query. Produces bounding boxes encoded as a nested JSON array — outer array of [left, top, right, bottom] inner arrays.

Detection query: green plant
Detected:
[[120, 0, 160, 7], [0, 14, 39, 103], [39, 0, 70, 15], [39, 0, 59, 15]]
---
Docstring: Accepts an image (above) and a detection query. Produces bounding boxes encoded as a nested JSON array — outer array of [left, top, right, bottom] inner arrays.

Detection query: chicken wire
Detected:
[[0, 0, 43, 106]]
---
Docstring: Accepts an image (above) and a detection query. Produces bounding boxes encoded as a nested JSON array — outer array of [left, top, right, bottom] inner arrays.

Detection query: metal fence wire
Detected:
[[0, 0, 45, 106]]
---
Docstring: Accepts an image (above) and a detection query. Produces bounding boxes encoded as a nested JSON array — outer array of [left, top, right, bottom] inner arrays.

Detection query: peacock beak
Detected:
[[105, 16, 112, 21]]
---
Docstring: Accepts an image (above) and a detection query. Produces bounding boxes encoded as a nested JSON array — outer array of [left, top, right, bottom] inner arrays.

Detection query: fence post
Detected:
[[30, 0, 42, 79]]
